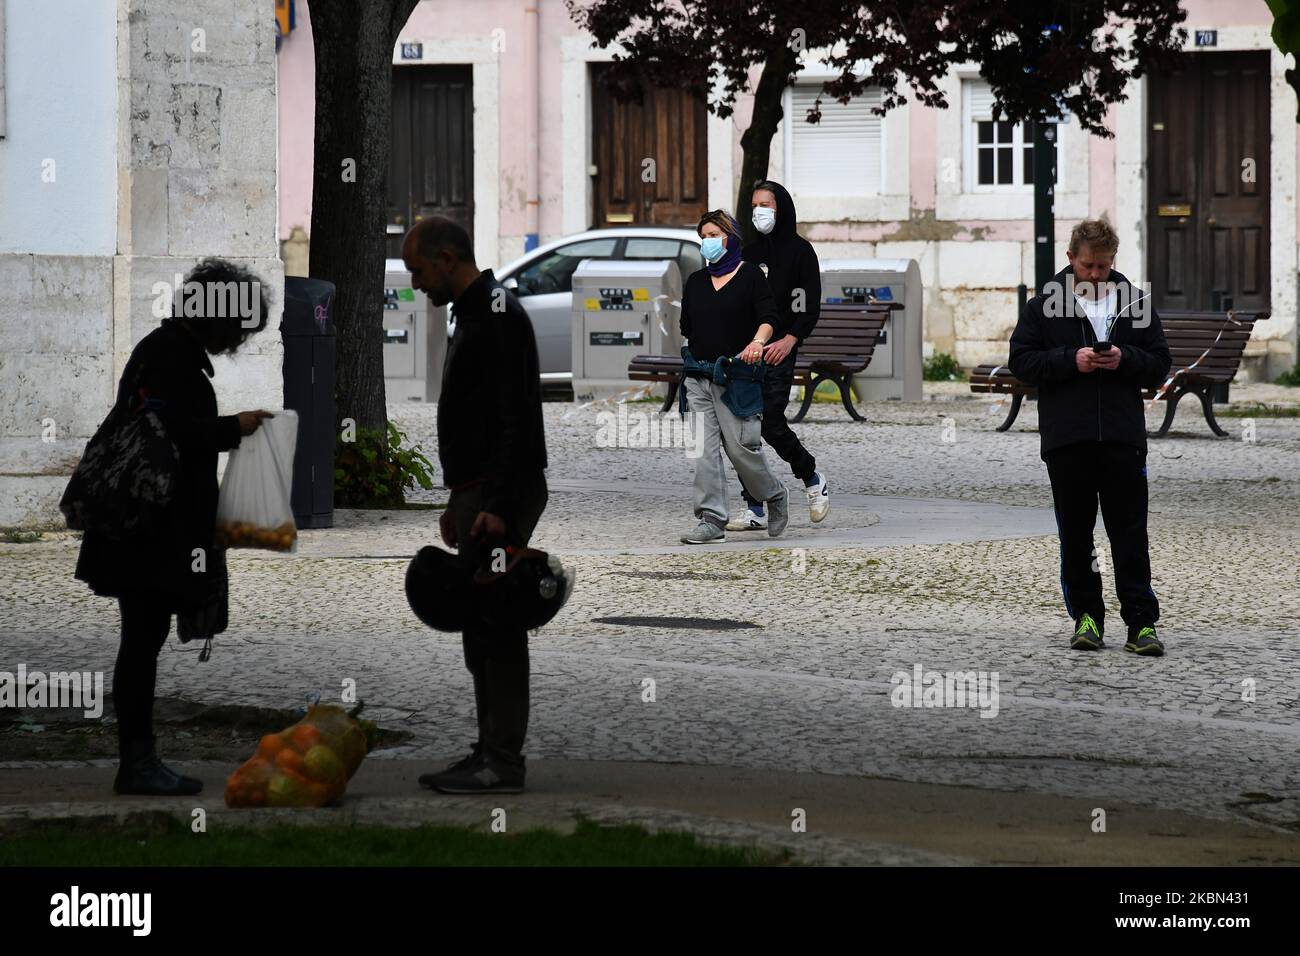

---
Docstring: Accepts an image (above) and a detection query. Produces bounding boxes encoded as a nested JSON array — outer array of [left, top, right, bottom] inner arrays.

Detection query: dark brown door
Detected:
[[591, 65, 708, 227], [1148, 51, 1269, 312], [388, 66, 473, 258]]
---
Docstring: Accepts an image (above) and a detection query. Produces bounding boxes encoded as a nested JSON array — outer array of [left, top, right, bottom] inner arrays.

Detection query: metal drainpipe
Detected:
[[524, 2, 541, 252]]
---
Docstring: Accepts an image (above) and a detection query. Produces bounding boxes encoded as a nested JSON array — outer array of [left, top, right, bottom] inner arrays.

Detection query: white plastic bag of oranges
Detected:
[[214, 408, 299, 552]]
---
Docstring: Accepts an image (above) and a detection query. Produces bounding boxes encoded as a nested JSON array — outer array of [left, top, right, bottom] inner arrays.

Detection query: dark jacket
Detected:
[[74, 319, 243, 611], [1009, 266, 1171, 458], [741, 180, 822, 343], [439, 269, 548, 519], [678, 347, 765, 418]]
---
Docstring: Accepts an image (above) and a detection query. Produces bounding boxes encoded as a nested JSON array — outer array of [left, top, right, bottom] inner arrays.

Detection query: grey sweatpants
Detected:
[[684, 375, 782, 528]]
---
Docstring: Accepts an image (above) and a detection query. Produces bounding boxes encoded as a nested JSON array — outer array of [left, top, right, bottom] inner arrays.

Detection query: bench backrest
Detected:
[[798, 302, 894, 362], [1157, 309, 1265, 382]]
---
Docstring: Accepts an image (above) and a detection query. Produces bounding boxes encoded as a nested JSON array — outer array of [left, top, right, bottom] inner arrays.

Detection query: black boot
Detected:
[[114, 737, 202, 796]]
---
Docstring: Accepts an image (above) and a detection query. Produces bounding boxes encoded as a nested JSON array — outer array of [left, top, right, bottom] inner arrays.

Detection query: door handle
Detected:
[[1207, 217, 1218, 226]]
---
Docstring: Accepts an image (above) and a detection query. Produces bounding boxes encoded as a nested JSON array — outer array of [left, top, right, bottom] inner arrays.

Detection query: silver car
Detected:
[[497, 228, 704, 377]]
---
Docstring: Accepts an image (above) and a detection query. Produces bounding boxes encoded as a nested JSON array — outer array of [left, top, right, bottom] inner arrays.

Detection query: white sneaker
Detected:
[[726, 508, 767, 531], [806, 472, 830, 523]]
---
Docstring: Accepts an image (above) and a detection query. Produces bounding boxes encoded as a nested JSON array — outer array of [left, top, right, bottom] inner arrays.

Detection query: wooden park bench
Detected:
[[628, 301, 900, 422], [969, 309, 1267, 437]]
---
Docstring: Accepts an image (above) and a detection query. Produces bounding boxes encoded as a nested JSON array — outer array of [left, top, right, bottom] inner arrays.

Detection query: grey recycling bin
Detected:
[[571, 258, 682, 402], [820, 258, 923, 401], [282, 277, 336, 529]]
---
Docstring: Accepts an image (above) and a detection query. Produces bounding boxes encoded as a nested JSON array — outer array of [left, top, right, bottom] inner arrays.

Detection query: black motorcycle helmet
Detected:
[[472, 546, 575, 631], [405, 545, 475, 632]]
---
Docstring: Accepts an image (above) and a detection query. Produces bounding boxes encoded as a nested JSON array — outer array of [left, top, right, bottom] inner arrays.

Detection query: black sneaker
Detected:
[[418, 743, 482, 789], [426, 751, 525, 795], [1125, 625, 1165, 657], [1070, 613, 1105, 651]]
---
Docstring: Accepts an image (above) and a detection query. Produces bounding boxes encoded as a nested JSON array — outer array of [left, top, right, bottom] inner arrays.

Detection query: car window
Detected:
[[623, 238, 682, 258], [513, 239, 618, 296], [676, 241, 704, 281], [621, 238, 704, 284]]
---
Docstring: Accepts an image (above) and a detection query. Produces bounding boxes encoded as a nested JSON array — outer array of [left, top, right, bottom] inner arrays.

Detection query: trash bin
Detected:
[[820, 258, 924, 401], [282, 277, 336, 529], [571, 258, 682, 402], [383, 258, 448, 403]]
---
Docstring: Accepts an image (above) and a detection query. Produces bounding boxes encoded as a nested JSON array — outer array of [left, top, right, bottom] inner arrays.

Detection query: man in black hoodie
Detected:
[[1009, 219, 1171, 656], [727, 180, 829, 531], [401, 217, 549, 793]]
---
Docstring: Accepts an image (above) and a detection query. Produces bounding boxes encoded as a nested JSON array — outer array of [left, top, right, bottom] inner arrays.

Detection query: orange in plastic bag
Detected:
[[225, 703, 372, 808]]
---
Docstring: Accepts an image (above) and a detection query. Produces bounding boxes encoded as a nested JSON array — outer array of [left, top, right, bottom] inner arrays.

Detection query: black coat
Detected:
[[741, 180, 822, 343], [75, 319, 243, 611], [439, 269, 548, 520], [1009, 266, 1171, 458]]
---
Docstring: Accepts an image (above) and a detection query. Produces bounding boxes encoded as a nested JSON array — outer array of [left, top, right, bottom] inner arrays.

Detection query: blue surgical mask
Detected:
[[700, 236, 726, 263], [752, 207, 776, 234]]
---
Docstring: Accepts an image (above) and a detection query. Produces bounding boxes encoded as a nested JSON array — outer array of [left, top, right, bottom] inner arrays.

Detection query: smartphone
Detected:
[[1092, 341, 1112, 352]]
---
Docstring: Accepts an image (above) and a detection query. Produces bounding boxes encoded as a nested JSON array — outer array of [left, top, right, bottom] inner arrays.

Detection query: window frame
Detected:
[[963, 80, 1062, 194], [935, 65, 1088, 222], [774, 57, 910, 223]]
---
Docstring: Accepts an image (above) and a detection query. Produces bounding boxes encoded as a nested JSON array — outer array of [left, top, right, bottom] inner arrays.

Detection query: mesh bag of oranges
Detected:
[[225, 703, 375, 808], [214, 408, 299, 552]]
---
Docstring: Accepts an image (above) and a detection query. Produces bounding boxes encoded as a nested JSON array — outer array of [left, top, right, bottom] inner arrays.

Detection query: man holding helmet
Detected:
[[401, 217, 549, 793]]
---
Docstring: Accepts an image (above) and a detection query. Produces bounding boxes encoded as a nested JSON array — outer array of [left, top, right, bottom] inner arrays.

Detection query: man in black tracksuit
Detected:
[[402, 217, 548, 792], [1009, 220, 1171, 656], [728, 180, 829, 530]]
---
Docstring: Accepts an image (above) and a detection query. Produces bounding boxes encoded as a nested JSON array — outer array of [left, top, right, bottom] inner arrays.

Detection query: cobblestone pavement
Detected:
[[3, 383, 1299, 844]]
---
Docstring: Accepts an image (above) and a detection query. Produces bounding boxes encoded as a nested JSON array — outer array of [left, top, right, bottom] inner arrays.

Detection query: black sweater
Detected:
[[439, 269, 548, 517], [741, 180, 822, 342], [1009, 266, 1171, 458], [679, 262, 778, 362]]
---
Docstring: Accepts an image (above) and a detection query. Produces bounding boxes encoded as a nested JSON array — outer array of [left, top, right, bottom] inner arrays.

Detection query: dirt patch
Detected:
[[0, 696, 412, 762]]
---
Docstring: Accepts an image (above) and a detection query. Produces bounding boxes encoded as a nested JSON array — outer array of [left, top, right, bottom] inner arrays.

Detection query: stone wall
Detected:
[[0, 0, 283, 529]]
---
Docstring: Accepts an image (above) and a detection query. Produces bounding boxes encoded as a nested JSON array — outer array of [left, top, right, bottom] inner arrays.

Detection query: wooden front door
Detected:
[[388, 66, 474, 258], [1147, 51, 1270, 312], [591, 65, 708, 227]]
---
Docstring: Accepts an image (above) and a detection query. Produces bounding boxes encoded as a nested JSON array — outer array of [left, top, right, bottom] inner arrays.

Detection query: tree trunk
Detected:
[[308, 0, 419, 433], [735, 44, 800, 248]]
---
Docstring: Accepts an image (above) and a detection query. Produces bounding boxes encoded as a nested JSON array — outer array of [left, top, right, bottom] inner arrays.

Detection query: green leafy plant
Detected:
[[924, 352, 966, 381], [334, 422, 435, 508], [1, 529, 44, 544], [1274, 362, 1300, 387]]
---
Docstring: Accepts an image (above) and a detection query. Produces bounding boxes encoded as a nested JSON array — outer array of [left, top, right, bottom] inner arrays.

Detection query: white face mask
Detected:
[[752, 207, 776, 234]]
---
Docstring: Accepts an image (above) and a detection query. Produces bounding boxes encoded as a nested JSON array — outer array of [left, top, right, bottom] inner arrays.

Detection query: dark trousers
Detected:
[[740, 348, 817, 505], [1045, 441, 1159, 633], [115, 594, 173, 757], [446, 476, 548, 763]]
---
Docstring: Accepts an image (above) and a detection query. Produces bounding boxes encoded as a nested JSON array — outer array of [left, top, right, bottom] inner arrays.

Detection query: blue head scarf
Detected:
[[704, 212, 744, 277]]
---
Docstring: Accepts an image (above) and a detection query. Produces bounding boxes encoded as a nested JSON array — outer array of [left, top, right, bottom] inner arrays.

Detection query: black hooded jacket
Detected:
[[1009, 265, 1171, 459], [741, 181, 822, 343]]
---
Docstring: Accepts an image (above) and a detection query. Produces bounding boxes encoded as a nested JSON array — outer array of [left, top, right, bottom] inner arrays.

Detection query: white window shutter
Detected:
[[789, 85, 882, 196], [967, 80, 997, 122]]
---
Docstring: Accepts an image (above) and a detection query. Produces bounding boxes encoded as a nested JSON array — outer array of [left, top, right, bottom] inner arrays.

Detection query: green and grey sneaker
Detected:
[[681, 521, 726, 544], [1070, 613, 1105, 651], [1125, 625, 1165, 657]]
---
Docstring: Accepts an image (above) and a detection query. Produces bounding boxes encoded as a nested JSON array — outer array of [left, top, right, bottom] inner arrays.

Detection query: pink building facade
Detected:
[[275, 0, 1297, 378]]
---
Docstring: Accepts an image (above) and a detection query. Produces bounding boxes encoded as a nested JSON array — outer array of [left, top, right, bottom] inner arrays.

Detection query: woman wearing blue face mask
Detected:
[[676, 210, 789, 544]]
